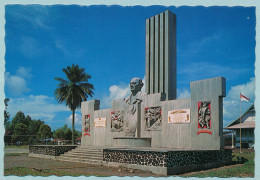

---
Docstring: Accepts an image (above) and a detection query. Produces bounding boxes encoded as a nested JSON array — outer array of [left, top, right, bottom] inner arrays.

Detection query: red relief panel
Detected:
[[84, 114, 90, 136], [197, 101, 212, 135]]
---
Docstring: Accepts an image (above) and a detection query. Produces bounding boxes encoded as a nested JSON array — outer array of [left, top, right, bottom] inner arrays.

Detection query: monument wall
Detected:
[[81, 76, 225, 150]]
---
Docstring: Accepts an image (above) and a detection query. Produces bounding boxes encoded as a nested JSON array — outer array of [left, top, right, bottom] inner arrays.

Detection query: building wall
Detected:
[[243, 109, 255, 122]]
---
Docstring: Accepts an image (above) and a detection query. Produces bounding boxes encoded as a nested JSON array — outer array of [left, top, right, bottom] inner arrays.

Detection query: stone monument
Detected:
[[80, 10, 231, 175]]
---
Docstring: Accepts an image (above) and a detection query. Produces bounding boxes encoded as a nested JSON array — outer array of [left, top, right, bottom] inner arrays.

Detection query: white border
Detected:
[[0, 0, 259, 180]]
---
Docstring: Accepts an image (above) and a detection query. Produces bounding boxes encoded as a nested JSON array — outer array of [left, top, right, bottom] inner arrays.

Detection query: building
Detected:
[[225, 104, 255, 148]]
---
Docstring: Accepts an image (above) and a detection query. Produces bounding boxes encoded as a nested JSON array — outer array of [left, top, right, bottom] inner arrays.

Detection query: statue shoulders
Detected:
[[124, 94, 131, 103], [136, 91, 146, 100]]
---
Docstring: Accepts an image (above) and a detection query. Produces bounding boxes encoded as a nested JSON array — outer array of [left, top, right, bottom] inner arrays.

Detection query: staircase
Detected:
[[56, 146, 104, 165]]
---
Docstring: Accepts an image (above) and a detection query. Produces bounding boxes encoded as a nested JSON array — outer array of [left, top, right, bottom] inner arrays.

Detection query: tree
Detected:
[[13, 123, 28, 142], [28, 119, 45, 136], [54, 64, 94, 144], [10, 111, 26, 131], [53, 124, 81, 141], [37, 124, 52, 144], [4, 98, 10, 130]]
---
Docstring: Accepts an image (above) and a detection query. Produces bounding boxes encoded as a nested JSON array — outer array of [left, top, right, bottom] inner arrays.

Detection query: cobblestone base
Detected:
[[103, 149, 232, 168], [29, 145, 77, 156]]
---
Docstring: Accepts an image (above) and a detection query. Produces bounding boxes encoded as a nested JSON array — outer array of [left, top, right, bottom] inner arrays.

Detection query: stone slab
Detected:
[[113, 137, 151, 147]]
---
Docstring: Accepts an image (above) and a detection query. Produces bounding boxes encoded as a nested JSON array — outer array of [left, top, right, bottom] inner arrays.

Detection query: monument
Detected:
[[124, 77, 146, 137], [80, 10, 232, 175]]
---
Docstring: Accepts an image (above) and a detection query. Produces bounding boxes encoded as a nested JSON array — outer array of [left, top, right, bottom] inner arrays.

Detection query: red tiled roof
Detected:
[[225, 121, 255, 129]]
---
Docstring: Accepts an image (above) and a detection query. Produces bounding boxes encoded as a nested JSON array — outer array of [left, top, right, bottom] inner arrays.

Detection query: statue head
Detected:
[[129, 77, 144, 94]]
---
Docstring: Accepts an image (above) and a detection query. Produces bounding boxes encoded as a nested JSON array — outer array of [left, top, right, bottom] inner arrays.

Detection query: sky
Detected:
[[4, 5, 255, 131]]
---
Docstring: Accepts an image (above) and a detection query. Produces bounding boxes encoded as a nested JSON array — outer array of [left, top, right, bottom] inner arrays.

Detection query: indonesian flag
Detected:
[[240, 93, 250, 102]]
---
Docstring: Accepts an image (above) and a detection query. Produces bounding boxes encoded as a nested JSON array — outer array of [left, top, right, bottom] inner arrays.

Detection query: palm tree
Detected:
[[54, 64, 94, 145]]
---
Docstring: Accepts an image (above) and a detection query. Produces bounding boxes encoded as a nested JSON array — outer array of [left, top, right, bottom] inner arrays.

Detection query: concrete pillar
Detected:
[[145, 10, 176, 100]]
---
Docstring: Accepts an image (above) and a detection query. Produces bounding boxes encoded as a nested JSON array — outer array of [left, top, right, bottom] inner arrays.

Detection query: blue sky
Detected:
[[4, 5, 255, 131]]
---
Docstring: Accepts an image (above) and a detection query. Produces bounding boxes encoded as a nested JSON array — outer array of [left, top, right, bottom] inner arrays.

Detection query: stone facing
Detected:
[[103, 149, 232, 168], [29, 145, 77, 156]]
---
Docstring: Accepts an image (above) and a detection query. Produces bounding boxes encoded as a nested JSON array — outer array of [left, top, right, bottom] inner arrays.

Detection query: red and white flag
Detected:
[[240, 93, 250, 102]]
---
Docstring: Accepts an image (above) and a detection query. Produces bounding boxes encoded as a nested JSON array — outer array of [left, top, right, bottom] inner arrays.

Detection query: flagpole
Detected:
[[240, 93, 242, 153]]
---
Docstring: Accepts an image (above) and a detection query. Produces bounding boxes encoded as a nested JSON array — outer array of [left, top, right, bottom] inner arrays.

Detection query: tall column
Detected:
[[145, 10, 176, 100]]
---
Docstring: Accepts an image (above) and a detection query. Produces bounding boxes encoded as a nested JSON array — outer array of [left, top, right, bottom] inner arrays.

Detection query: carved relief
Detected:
[[145, 106, 162, 131], [111, 111, 124, 132], [197, 101, 212, 135], [84, 115, 90, 136]]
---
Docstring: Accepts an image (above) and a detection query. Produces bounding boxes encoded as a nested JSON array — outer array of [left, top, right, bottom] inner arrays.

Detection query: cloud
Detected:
[[179, 33, 222, 59], [101, 84, 130, 109], [8, 95, 70, 122], [54, 38, 87, 58], [66, 113, 82, 129], [223, 77, 255, 126], [16, 66, 32, 79], [177, 89, 190, 99], [7, 6, 51, 30], [19, 36, 43, 58], [5, 67, 31, 96], [101, 77, 145, 109]]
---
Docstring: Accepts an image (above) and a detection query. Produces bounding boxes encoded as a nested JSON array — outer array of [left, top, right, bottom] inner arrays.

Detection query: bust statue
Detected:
[[124, 77, 146, 137]]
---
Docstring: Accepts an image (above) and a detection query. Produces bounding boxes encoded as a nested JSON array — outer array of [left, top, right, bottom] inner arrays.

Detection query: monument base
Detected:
[[113, 137, 151, 147], [103, 148, 232, 175]]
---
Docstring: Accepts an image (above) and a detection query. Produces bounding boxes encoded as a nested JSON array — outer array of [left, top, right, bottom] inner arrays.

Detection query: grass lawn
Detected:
[[5, 145, 29, 149], [5, 153, 29, 156], [181, 152, 254, 178]]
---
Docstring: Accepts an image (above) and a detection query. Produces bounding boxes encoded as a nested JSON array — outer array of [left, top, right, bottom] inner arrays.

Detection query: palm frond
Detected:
[[54, 64, 94, 111]]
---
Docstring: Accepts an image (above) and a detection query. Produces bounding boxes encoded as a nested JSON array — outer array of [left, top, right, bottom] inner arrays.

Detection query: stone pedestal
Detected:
[[113, 137, 151, 147]]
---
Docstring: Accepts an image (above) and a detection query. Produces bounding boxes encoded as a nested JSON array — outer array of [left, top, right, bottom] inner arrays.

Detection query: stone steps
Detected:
[[56, 157, 104, 165], [56, 146, 104, 165], [66, 150, 103, 155], [60, 153, 103, 160]]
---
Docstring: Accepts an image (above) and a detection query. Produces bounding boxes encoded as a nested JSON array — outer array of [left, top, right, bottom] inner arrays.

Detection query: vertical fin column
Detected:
[[145, 10, 176, 100]]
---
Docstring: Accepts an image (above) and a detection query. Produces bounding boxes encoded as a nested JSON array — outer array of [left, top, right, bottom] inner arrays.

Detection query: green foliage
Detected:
[[5, 111, 50, 144], [4, 98, 11, 129], [4, 145, 29, 149], [5, 153, 28, 156], [54, 64, 94, 144], [28, 119, 45, 136], [37, 124, 52, 140], [13, 123, 28, 142], [53, 124, 81, 141], [14, 123, 28, 135], [10, 111, 30, 132]]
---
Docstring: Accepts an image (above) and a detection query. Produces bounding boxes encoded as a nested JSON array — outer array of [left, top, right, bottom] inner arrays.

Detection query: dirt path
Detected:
[[4, 154, 162, 177]]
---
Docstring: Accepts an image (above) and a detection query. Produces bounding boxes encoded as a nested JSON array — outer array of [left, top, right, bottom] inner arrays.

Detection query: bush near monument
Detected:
[[4, 111, 51, 145], [53, 124, 81, 142]]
